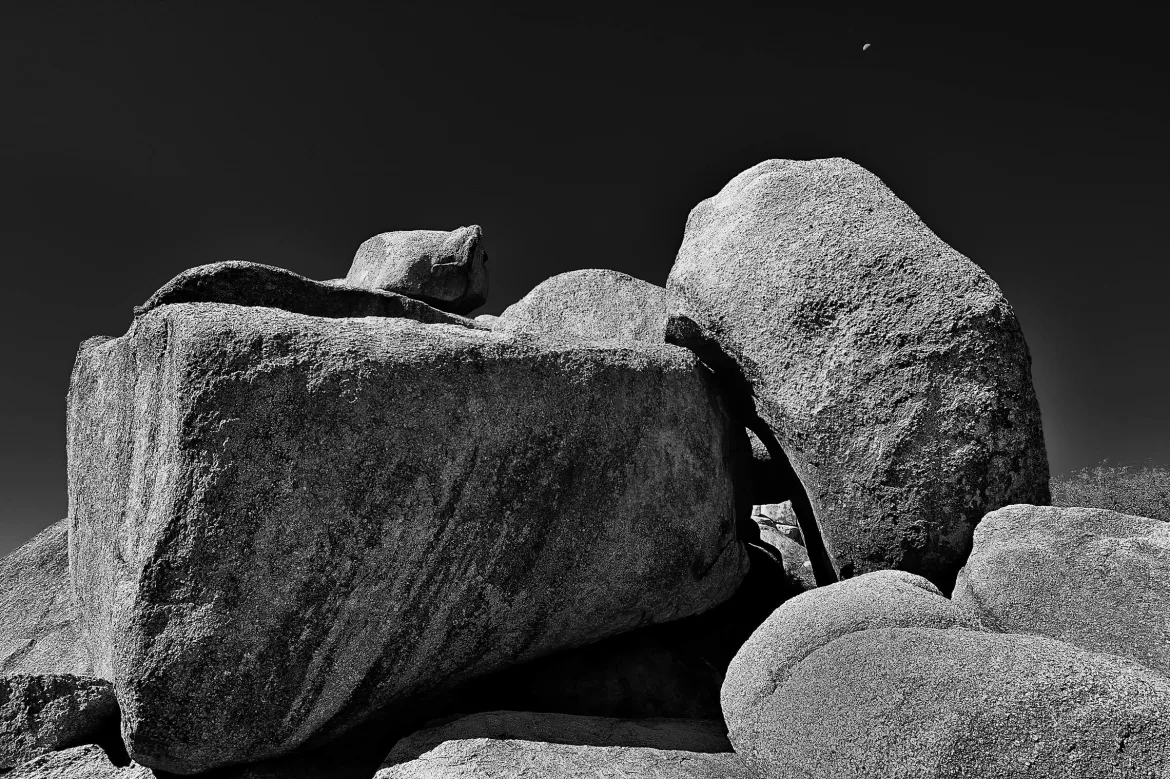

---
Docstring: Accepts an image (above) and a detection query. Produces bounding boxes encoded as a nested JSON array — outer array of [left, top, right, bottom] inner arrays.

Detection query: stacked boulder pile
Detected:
[[1, 158, 1166, 778]]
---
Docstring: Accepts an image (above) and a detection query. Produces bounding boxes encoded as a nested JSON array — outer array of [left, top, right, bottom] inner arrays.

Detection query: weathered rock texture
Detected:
[[5, 745, 151, 779], [67, 303, 746, 773], [497, 269, 670, 344], [0, 675, 120, 769], [666, 158, 1050, 589], [760, 627, 1170, 778], [721, 569, 978, 760], [0, 521, 91, 676], [954, 504, 1170, 676], [135, 261, 485, 328], [346, 226, 488, 314], [381, 712, 732, 767], [377, 739, 756, 779]]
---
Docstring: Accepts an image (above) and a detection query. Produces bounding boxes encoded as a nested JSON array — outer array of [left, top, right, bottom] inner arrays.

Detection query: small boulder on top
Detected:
[[346, 226, 488, 315]]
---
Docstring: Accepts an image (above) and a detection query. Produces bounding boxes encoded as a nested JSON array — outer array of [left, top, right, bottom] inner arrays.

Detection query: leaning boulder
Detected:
[[377, 739, 755, 779], [721, 569, 978, 759], [666, 158, 1050, 589], [6, 745, 151, 779], [0, 521, 91, 676], [381, 711, 732, 767], [0, 675, 120, 770], [346, 226, 488, 314], [67, 303, 746, 773], [135, 261, 485, 328], [954, 504, 1170, 676], [497, 269, 670, 344], [756, 627, 1170, 778]]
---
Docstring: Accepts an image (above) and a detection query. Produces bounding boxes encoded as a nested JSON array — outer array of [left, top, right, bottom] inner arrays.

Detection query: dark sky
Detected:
[[2, 0, 1167, 557]]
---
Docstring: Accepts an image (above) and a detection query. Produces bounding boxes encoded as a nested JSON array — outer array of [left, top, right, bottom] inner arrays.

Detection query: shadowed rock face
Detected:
[[67, 303, 746, 774], [760, 628, 1170, 779], [667, 158, 1050, 590], [0, 675, 121, 770], [0, 521, 91, 676], [135, 261, 486, 328], [346, 226, 488, 315], [954, 504, 1170, 676], [496, 269, 671, 344]]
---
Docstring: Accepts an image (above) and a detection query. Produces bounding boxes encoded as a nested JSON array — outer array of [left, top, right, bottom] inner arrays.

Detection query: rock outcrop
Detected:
[[67, 302, 746, 773], [135, 261, 485, 327], [0, 675, 120, 770], [377, 739, 755, 779], [381, 712, 732, 768], [721, 569, 978, 761], [760, 627, 1170, 778], [666, 158, 1050, 589], [954, 504, 1170, 676], [497, 269, 670, 344], [346, 226, 488, 314], [5, 745, 151, 779], [0, 521, 91, 676]]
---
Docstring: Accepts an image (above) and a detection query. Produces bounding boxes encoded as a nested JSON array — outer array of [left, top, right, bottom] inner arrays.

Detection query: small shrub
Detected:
[[1050, 459, 1170, 522]]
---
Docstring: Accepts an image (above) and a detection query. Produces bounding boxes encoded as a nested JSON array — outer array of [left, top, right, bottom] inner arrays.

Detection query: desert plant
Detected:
[[1050, 459, 1170, 522]]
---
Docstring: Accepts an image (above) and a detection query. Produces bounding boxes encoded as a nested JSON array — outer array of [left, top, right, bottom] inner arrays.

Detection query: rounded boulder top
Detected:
[[346, 225, 489, 315]]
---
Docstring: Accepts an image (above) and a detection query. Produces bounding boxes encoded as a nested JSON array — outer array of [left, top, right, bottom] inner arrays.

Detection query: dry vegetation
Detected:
[[1050, 460, 1170, 522]]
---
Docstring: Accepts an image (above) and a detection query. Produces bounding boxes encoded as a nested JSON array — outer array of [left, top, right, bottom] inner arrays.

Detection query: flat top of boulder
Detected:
[[0, 521, 91, 676], [382, 712, 731, 767], [497, 269, 671, 345], [954, 503, 1170, 676], [377, 739, 755, 779]]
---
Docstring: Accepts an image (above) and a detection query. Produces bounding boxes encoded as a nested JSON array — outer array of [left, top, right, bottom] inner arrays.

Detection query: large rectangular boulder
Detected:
[[66, 303, 745, 774]]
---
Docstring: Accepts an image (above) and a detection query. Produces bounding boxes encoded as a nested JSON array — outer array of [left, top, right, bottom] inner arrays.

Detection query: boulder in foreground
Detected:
[[721, 569, 978, 760], [0, 521, 91, 676], [762, 627, 1170, 778], [67, 303, 745, 773], [666, 158, 1050, 589], [346, 226, 488, 314], [954, 503, 1170, 676]]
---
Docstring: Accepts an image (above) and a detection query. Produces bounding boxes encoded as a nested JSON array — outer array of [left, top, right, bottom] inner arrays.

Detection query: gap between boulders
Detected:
[[666, 314, 838, 587]]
